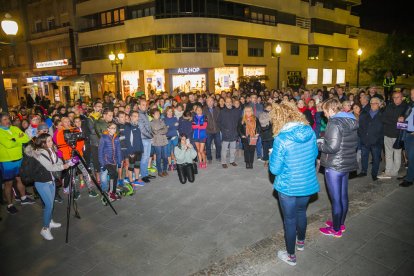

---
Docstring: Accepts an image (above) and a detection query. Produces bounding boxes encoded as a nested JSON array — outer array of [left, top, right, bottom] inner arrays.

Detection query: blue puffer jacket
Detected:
[[269, 122, 319, 196], [98, 132, 122, 168]]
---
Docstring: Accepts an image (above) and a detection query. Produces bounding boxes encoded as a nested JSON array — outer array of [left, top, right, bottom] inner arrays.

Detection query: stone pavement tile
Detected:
[[326, 253, 392, 276], [345, 213, 391, 242], [146, 235, 188, 265], [46, 263, 85, 276], [84, 260, 133, 276], [380, 220, 414, 246], [222, 199, 255, 217], [148, 216, 182, 236], [191, 200, 229, 221], [159, 252, 201, 276], [383, 188, 414, 210], [392, 258, 414, 276], [272, 248, 337, 276], [124, 258, 166, 276], [357, 233, 414, 270], [64, 251, 102, 273], [200, 213, 244, 236], [68, 225, 114, 251], [174, 217, 210, 239], [362, 199, 414, 226], [309, 230, 366, 262]]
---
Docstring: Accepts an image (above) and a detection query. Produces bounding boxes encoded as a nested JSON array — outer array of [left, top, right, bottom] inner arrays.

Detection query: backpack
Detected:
[[19, 154, 42, 186]]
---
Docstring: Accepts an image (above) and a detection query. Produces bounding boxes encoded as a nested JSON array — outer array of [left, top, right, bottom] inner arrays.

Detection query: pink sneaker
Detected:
[[319, 226, 342, 238], [325, 221, 346, 232]]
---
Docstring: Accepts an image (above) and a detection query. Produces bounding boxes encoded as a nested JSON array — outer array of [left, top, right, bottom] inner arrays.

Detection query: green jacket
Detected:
[[95, 119, 110, 139], [0, 126, 30, 162]]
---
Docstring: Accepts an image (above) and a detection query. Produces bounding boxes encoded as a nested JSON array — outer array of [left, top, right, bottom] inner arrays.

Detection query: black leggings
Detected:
[[176, 163, 195, 184], [105, 164, 118, 193], [243, 142, 256, 164]]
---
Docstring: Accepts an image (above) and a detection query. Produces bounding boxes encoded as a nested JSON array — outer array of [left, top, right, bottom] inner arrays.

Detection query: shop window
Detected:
[[322, 69, 333, 84], [336, 69, 346, 84], [35, 20, 42, 32], [308, 45, 319, 60], [47, 17, 55, 30], [336, 49, 347, 62], [226, 38, 238, 56], [248, 39, 264, 57], [128, 37, 154, 52], [291, 44, 300, 55], [182, 34, 196, 51], [324, 47, 334, 61], [307, 68, 318, 85]]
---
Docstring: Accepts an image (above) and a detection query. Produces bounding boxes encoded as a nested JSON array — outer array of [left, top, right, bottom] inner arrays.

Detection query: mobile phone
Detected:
[[186, 139, 190, 145]]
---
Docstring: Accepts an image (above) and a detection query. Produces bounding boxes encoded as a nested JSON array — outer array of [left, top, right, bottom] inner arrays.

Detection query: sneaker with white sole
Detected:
[[296, 240, 305, 251], [325, 220, 346, 232], [319, 226, 342, 238], [277, 250, 296, 266], [377, 173, 392, 179], [49, 220, 61, 228], [40, 228, 53, 240]]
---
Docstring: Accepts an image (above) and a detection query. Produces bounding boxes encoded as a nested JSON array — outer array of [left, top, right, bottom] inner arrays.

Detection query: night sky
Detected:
[[352, 0, 413, 34]]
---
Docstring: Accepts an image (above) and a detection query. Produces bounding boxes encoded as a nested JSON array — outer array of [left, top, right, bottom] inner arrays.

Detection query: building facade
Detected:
[[76, 0, 361, 99]]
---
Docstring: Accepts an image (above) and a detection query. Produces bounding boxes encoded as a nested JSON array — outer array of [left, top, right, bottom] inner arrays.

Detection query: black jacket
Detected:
[[218, 107, 240, 142], [358, 110, 384, 146], [382, 102, 408, 138], [319, 113, 359, 172], [237, 117, 261, 144], [202, 106, 220, 134]]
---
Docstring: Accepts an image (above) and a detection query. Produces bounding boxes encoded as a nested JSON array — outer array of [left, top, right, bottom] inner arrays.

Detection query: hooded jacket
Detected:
[[269, 123, 319, 196], [138, 109, 152, 139], [124, 122, 144, 154], [318, 112, 359, 172], [98, 132, 122, 168], [24, 145, 65, 182], [86, 112, 101, 147]]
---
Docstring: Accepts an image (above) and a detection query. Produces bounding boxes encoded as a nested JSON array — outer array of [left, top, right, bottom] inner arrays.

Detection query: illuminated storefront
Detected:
[[26, 75, 61, 102], [144, 69, 165, 95], [243, 66, 266, 77], [121, 71, 140, 98], [214, 67, 239, 93], [169, 67, 208, 93], [57, 75, 91, 104], [103, 74, 116, 96]]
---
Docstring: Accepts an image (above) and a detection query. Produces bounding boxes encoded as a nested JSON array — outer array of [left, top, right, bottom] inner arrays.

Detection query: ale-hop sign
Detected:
[[170, 67, 208, 75], [36, 59, 69, 69]]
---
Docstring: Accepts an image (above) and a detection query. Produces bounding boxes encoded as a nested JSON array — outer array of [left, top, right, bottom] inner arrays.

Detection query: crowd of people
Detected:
[[0, 84, 413, 263]]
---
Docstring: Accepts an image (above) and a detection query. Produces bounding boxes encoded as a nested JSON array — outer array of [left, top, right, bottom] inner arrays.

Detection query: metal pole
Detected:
[[356, 56, 360, 88], [277, 55, 280, 90], [0, 65, 8, 113], [115, 63, 121, 100]]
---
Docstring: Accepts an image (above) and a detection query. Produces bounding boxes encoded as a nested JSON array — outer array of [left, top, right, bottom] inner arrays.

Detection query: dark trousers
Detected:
[[325, 168, 349, 231], [278, 192, 310, 255], [105, 164, 118, 193], [361, 144, 382, 177], [176, 163, 195, 184], [243, 141, 256, 164], [206, 132, 222, 160], [262, 140, 273, 161], [405, 134, 414, 182]]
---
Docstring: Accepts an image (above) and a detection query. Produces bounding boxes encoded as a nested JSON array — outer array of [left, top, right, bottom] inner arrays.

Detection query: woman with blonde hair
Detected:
[[237, 106, 261, 169], [269, 102, 319, 266]]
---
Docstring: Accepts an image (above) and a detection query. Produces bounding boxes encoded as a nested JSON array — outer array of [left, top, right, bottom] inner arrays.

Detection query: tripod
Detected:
[[65, 147, 117, 243]]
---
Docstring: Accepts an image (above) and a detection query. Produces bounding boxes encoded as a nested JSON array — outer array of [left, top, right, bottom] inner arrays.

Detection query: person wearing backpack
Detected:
[[0, 113, 34, 215], [24, 133, 71, 240]]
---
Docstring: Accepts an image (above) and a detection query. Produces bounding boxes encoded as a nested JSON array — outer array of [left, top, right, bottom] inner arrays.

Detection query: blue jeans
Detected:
[[278, 192, 310, 255], [140, 138, 152, 177], [405, 134, 414, 182], [325, 168, 349, 231], [35, 182, 55, 228], [167, 136, 179, 156], [206, 132, 222, 160], [256, 136, 263, 159], [262, 140, 273, 161], [361, 144, 382, 177], [154, 145, 168, 173]]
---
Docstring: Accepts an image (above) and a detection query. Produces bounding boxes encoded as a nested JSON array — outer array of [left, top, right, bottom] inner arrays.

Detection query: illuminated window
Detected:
[[336, 69, 346, 84], [307, 68, 318, 85], [323, 69, 333, 84]]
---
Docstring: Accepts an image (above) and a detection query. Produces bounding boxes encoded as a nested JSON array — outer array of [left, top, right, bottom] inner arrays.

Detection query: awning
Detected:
[[56, 75, 88, 86]]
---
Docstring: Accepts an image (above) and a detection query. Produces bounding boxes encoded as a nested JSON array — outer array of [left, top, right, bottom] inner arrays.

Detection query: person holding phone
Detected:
[[174, 133, 197, 184]]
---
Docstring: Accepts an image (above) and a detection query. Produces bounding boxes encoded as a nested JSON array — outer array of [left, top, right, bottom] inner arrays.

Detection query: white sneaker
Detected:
[[277, 250, 296, 266], [377, 173, 392, 179], [40, 228, 54, 240], [50, 220, 61, 228]]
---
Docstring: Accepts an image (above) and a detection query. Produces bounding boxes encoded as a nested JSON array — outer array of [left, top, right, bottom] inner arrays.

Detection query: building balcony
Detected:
[[29, 26, 71, 44], [308, 32, 358, 49], [76, 0, 146, 17], [309, 3, 359, 27], [80, 51, 224, 74]]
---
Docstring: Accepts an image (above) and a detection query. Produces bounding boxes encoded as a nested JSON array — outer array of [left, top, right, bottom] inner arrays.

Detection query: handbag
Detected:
[[248, 136, 258, 146], [393, 130, 406, 149], [192, 162, 198, 174]]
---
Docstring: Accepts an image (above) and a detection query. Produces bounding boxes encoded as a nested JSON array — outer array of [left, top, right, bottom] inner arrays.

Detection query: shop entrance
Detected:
[[169, 68, 208, 93]]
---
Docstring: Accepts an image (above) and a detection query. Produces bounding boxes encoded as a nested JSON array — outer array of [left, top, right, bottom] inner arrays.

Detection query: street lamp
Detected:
[[356, 48, 362, 88], [275, 44, 282, 90], [108, 50, 125, 100], [0, 13, 18, 113]]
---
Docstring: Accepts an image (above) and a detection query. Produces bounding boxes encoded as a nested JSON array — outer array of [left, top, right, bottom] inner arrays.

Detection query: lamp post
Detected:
[[108, 50, 125, 100], [0, 13, 18, 113], [356, 48, 362, 88], [276, 44, 282, 90]]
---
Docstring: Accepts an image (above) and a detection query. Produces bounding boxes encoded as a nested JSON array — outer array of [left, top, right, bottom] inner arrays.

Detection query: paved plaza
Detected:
[[0, 152, 413, 276]]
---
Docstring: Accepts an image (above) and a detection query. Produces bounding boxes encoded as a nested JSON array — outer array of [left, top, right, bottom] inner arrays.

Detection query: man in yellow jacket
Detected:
[[0, 113, 34, 214]]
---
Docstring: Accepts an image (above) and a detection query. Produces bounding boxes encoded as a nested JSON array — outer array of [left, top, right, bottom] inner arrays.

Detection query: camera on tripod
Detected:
[[63, 129, 85, 147]]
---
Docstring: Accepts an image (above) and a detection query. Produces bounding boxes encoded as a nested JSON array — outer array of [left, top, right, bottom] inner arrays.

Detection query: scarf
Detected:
[[89, 112, 101, 120], [246, 116, 256, 138]]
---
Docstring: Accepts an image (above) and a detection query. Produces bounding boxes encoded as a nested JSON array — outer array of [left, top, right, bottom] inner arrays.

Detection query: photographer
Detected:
[[24, 133, 72, 240], [174, 133, 197, 184], [56, 117, 98, 198]]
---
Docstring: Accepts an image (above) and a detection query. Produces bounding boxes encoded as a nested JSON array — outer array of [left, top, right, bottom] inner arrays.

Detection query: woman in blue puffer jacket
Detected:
[[269, 102, 319, 267]]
